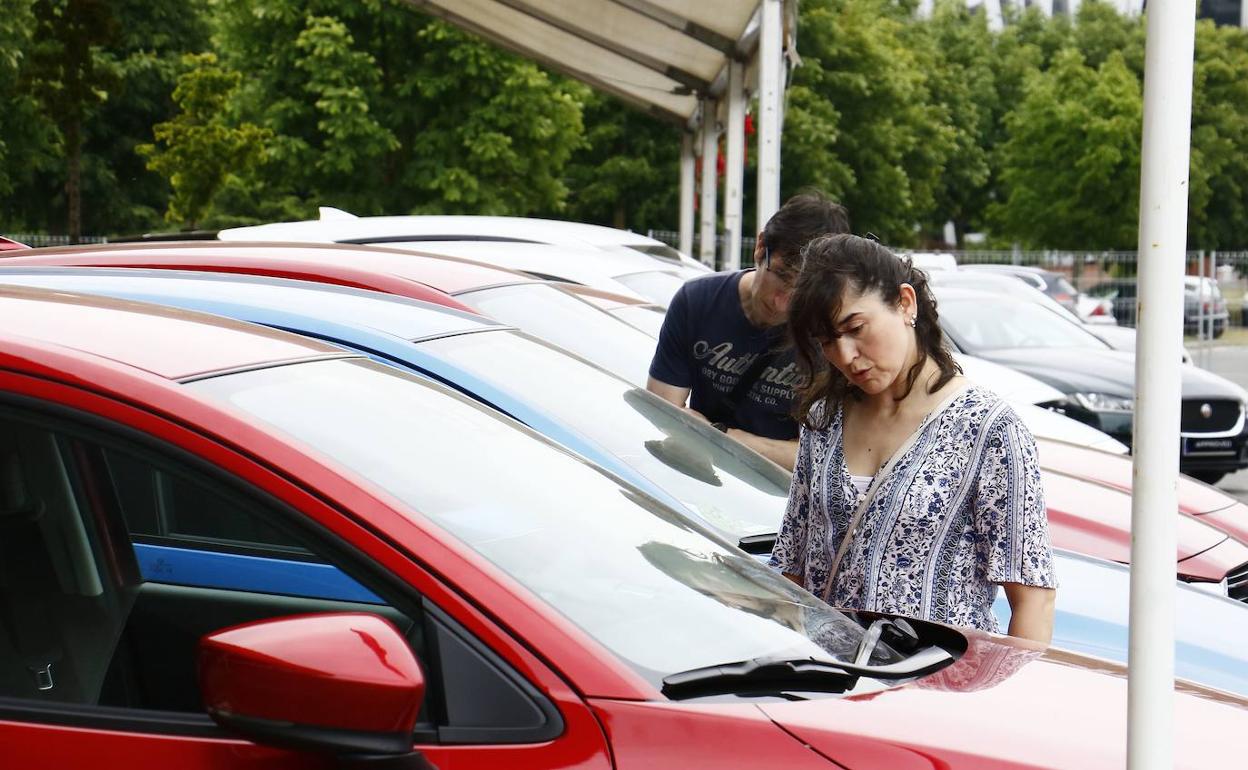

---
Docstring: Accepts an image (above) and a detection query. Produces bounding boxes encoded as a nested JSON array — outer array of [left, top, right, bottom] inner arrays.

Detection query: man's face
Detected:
[[750, 248, 799, 327]]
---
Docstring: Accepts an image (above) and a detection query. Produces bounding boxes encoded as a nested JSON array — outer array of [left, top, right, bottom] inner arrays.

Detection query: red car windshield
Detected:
[[188, 357, 881, 683]]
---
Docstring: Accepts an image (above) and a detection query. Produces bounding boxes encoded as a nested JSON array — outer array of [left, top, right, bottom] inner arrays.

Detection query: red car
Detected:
[[1, 241, 659, 386], [5, 242, 1248, 593], [0, 284, 1242, 768], [0, 235, 29, 250]]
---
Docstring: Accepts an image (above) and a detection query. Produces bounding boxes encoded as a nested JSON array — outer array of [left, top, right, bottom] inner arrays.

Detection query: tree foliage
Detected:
[[991, 48, 1142, 249], [556, 90, 681, 231], [782, 0, 955, 244], [138, 54, 269, 229], [206, 0, 585, 225], [4, 0, 1248, 250]]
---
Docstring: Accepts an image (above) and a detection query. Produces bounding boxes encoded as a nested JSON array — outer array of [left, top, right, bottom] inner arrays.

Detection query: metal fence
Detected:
[[645, 232, 1248, 344], [647, 229, 758, 269], [2, 233, 109, 248]]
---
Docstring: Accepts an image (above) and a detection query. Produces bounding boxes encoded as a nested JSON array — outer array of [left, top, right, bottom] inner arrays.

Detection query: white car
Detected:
[[398, 241, 700, 308], [219, 209, 711, 274]]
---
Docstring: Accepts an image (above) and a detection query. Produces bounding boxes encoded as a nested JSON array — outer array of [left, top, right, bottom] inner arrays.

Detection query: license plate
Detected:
[[1183, 437, 1234, 455]]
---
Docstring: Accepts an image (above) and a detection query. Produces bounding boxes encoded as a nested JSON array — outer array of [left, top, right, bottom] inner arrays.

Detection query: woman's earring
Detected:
[[908, 316, 917, 328]]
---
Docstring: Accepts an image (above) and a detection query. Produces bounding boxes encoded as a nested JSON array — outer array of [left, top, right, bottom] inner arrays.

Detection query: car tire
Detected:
[[1188, 470, 1226, 485]]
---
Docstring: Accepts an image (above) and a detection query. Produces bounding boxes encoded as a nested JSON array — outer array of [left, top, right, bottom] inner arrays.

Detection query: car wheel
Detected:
[[1188, 470, 1226, 485]]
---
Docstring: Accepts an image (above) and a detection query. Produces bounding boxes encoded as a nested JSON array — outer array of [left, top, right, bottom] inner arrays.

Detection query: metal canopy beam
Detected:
[[407, 0, 766, 125]]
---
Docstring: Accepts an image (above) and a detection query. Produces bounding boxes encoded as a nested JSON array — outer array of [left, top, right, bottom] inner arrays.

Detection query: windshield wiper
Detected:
[[662, 645, 953, 700]]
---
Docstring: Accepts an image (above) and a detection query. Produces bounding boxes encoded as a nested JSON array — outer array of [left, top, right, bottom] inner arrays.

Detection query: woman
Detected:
[[769, 234, 1056, 643]]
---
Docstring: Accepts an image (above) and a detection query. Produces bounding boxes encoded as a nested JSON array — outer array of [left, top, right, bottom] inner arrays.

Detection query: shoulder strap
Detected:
[[821, 384, 972, 603]]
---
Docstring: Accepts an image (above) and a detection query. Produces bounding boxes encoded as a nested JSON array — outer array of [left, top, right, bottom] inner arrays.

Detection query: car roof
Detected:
[[0, 240, 541, 297], [930, 285, 1009, 303], [391, 240, 690, 287], [965, 263, 1056, 277], [930, 270, 1048, 300], [219, 213, 666, 249], [0, 267, 500, 342], [0, 284, 343, 381]]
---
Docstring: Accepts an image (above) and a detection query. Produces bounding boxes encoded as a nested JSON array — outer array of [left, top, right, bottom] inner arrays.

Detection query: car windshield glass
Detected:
[[940, 297, 1111, 351], [613, 270, 686, 307], [456, 283, 656, 387], [611, 304, 665, 338], [418, 330, 788, 539], [188, 358, 868, 683]]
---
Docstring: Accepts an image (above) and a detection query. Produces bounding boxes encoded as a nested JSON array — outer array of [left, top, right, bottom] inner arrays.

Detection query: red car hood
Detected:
[[757, 632, 1247, 769], [1038, 439, 1241, 515], [1042, 469, 1240, 574]]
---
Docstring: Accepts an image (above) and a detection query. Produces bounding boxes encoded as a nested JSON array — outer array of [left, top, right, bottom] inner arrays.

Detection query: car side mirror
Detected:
[[198, 612, 428, 760]]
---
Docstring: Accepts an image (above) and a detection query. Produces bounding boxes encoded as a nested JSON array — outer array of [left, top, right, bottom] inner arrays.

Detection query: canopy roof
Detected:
[[405, 0, 769, 126]]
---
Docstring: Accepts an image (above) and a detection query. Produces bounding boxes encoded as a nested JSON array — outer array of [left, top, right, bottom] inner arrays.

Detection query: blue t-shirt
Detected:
[[649, 271, 801, 441]]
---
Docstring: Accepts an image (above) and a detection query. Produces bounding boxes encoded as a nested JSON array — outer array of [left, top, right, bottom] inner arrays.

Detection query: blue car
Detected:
[[5, 266, 1247, 698], [0, 268, 789, 546]]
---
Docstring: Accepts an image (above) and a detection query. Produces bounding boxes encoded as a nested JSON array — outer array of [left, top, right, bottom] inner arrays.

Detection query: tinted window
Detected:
[[190, 359, 873, 682], [457, 283, 655, 386], [0, 408, 553, 741]]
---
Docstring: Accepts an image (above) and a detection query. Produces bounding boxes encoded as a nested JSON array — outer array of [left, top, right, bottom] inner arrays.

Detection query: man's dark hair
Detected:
[[761, 190, 850, 270]]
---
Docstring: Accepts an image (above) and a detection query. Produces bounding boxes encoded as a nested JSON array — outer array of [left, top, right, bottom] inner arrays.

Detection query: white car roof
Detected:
[[905, 252, 959, 272], [219, 212, 708, 271], [380, 240, 705, 306]]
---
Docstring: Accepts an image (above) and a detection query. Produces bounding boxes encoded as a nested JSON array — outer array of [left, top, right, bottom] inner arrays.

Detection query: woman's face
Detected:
[[817, 285, 918, 398]]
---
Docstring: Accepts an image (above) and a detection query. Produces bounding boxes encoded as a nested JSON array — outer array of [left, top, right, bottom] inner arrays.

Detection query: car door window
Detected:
[[0, 407, 557, 744]]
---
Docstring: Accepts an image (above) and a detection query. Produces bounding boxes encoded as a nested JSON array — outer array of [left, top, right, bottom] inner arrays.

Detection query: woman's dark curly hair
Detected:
[[788, 234, 960, 430]]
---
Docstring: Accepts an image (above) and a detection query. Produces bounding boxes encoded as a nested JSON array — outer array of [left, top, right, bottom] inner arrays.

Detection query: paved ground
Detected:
[[1193, 343, 1248, 501]]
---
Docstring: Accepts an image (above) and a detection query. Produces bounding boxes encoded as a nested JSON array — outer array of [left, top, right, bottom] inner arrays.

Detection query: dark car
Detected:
[[1087, 277, 1228, 337], [935, 287, 1248, 483]]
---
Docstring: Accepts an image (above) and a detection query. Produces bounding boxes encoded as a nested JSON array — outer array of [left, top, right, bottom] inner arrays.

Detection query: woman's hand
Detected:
[[1002, 582, 1056, 644]]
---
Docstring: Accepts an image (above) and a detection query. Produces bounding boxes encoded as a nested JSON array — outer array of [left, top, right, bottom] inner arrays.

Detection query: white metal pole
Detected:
[[723, 61, 747, 271], [679, 132, 696, 258], [756, 0, 783, 231], [699, 98, 720, 269], [1129, 0, 1195, 766]]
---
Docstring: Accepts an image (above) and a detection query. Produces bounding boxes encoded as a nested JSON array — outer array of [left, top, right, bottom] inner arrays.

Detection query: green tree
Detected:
[[0, 0, 53, 216], [21, 0, 119, 240], [138, 53, 270, 229], [557, 90, 680, 231], [1187, 20, 1248, 249], [209, 0, 586, 223], [991, 48, 1142, 248], [914, 1, 997, 244], [3, 0, 209, 236], [783, 0, 955, 243]]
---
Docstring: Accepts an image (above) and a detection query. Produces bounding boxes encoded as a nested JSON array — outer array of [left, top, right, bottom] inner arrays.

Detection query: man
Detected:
[[647, 192, 851, 470]]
